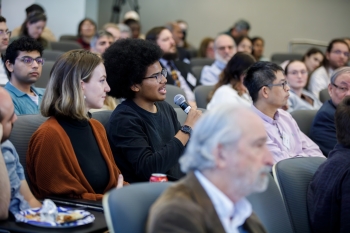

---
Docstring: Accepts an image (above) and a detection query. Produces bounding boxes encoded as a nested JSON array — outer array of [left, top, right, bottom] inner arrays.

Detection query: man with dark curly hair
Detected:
[[103, 39, 202, 183], [146, 27, 198, 106], [4, 37, 45, 115]]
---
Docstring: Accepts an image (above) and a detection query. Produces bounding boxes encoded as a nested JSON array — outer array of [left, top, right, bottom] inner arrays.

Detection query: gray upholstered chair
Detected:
[[247, 174, 293, 233], [192, 65, 203, 79], [273, 157, 327, 233], [103, 182, 172, 233], [290, 110, 318, 137], [194, 85, 214, 109], [91, 110, 113, 130], [270, 53, 303, 64], [319, 88, 330, 103], [51, 41, 82, 52], [59, 34, 79, 42], [190, 58, 214, 67], [35, 61, 55, 88], [42, 50, 64, 62], [174, 107, 187, 125], [8, 114, 47, 180], [164, 84, 186, 108]]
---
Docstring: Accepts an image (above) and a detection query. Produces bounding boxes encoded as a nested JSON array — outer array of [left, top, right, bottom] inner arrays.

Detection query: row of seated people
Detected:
[[0, 20, 347, 233]]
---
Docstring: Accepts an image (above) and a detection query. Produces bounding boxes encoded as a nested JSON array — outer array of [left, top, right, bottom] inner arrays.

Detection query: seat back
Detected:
[[192, 65, 203, 79], [319, 88, 330, 103], [290, 110, 317, 137], [190, 58, 214, 67], [35, 61, 55, 88], [273, 157, 326, 233], [51, 41, 82, 52], [91, 110, 113, 130], [194, 85, 214, 109], [103, 182, 172, 233], [247, 174, 293, 233], [8, 114, 47, 180], [271, 53, 303, 64], [42, 50, 64, 61], [59, 34, 78, 42], [164, 84, 186, 108]]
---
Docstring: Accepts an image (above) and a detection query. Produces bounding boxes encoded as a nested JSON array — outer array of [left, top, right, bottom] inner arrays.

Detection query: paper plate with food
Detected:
[[15, 199, 95, 228]]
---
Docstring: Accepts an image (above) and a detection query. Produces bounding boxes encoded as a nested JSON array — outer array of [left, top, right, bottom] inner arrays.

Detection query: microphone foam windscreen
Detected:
[[174, 94, 186, 105]]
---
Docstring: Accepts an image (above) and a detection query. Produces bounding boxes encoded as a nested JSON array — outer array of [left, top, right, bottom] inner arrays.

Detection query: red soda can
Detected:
[[149, 173, 168, 182]]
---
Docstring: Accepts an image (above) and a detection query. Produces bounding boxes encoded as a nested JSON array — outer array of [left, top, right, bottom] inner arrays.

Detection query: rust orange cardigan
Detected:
[[26, 117, 127, 201]]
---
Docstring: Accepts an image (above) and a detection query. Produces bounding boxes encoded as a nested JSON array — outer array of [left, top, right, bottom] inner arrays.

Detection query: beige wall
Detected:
[[98, 0, 350, 59]]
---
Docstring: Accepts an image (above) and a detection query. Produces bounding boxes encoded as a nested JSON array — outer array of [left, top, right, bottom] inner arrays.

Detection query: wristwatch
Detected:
[[180, 125, 192, 136]]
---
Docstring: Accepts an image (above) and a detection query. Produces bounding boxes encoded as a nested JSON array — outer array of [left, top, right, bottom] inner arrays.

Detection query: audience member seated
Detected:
[[123, 18, 144, 39], [117, 24, 131, 39], [308, 96, 350, 233], [14, 12, 51, 50], [280, 47, 324, 73], [235, 36, 253, 54], [252, 37, 269, 61], [90, 30, 117, 112], [244, 61, 324, 163], [147, 106, 271, 233], [165, 22, 190, 62], [76, 18, 97, 50], [309, 67, 350, 156], [0, 16, 10, 86], [197, 37, 214, 59], [103, 39, 202, 183], [90, 30, 114, 55], [207, 52, 255, 110], [285, 60, 322, 112], [176, 20, 195, 50], [308, 39, 349, 98], [103, 23, 120, 41], [4, 37, 45, 115], [0, 87, 41, 219], [146, 27, 198, 105], [200, 34, 236, 85], [27, 50, 126, 200], [223, 19, 251, 41], [11, 4, 56, 42]]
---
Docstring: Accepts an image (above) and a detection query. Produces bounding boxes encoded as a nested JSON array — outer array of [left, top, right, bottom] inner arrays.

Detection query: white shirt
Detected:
[[200, 60, 226, 86], [0, 59, 9, 85], [195, 170, 253, 233], [308, 66, 334, 99], [207, 84, 252, 110]]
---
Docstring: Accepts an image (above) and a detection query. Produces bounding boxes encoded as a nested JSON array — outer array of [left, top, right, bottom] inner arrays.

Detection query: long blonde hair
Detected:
[[41, 49, 103, 120]]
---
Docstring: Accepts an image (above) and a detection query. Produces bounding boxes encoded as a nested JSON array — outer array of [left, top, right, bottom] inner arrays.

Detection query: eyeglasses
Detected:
[[16, 56, 45, 66], [287, 70, 308, 76], [331, 50, 350, 58], [332, 83, 350, 93], [264, 80, 289, 91], [0, 30, 11, 38], [143, 68, 167, 83]]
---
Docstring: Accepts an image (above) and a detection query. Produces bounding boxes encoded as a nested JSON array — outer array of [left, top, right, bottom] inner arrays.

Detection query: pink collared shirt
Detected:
[[252, 105, 325, 163]]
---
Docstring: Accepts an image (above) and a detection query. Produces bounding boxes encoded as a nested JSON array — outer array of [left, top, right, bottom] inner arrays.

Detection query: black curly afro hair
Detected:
[[103, 38, 163, 99]]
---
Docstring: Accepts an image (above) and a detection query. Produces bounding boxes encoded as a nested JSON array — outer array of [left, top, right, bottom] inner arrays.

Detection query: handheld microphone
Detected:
[[174, 94, 191, 114]]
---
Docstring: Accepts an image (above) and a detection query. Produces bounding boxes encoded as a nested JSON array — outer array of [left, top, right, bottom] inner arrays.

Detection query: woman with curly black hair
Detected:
[[104, 39, 201, 183]]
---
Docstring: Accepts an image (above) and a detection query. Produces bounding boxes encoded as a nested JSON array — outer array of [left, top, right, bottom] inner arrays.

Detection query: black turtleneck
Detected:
[[56, 114, 109, 194]]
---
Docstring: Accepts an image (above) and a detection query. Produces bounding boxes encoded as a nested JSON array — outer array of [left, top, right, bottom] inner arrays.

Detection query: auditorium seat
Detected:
[[192, 65, 203, 79], [194, 85, 214, 109], [91, 110, 113, 130], [270, 53, 303, 64], [164, 84, 187, 108], [273, 157, 326, 233], [59, 34, 79, 42], [290, 110, 317, 137], [190, 58, 214, 67], [319, 88, 330, 103], [42, 50, 64, 62], [103, 182, 172, 233], [51, 41, 82, 52], [35, 61, 55, 88]]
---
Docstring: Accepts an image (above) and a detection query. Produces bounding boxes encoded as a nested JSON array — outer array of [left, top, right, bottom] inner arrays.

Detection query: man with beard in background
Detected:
[[200, 34, 236, 86], [146, 26, 198, 105]]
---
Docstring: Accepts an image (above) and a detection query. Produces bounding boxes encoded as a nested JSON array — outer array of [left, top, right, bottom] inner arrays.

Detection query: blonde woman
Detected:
[[27, 50, 126, 201]]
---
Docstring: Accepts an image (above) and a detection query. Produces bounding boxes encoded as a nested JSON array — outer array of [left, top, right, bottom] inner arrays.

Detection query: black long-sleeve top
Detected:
[[107, 99, 185, 183], [307, 144, 350, 233]]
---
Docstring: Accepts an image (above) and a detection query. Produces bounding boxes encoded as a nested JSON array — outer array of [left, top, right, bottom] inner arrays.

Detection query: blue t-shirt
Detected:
[[1, 140, 30, 214]]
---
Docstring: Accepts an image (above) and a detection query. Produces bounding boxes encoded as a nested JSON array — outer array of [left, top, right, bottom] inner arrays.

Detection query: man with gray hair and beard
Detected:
[[200, 34, 236, 85], [147, 105, 272, 233]]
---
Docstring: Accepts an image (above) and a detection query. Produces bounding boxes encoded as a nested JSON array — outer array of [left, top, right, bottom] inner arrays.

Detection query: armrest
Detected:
[[47, 196, 103, 212]]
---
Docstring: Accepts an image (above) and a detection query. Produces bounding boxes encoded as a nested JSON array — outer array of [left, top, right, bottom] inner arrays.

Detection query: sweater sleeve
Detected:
[[27, 119, 105, 201], [108, 108, 185, 181]]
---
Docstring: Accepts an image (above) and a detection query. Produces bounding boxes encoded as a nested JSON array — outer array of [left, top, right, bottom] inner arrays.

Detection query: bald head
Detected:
[[0, 87, 17, 143], [214, 34, 236, 63]]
